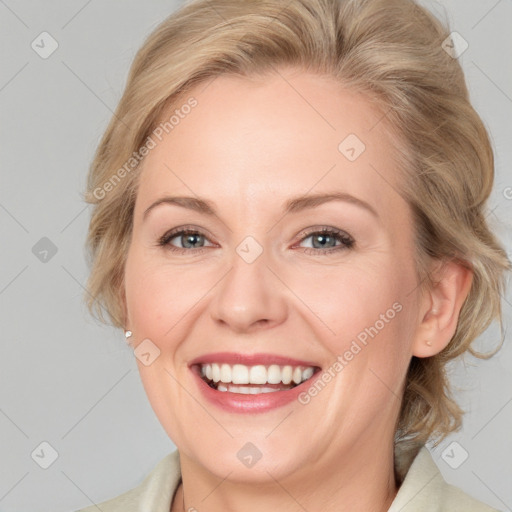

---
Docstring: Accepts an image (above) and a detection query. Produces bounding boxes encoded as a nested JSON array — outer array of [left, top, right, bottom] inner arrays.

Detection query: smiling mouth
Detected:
[[195, 362, 321, 394]]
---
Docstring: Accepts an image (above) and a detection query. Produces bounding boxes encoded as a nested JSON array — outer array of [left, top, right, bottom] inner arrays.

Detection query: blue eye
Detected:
[[158, 226, 355, 256], [159, 228, 212, 253], [298, 227, 355, 255]]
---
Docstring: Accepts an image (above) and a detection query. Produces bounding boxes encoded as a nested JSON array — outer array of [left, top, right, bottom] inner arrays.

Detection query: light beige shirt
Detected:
[[75, 443, 500, 511]]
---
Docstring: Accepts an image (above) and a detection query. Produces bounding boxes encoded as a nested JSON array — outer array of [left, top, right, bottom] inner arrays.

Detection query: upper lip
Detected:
[[189, 352, 321, 368]]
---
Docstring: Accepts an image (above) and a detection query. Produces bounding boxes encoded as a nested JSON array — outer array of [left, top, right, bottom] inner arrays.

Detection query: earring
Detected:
[[426, 339, 433, 346], [124, 330, 132, 341]]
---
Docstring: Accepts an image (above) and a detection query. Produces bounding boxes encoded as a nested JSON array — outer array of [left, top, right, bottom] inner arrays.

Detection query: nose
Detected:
[[209, 248, 288, 334]]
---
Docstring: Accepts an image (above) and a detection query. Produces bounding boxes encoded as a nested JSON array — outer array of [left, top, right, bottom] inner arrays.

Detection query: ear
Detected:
[[412, 259, 473, 358]]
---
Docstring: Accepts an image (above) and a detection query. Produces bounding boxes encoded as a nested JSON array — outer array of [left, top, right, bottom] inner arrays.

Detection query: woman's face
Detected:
[[124, 68, 425, 482]]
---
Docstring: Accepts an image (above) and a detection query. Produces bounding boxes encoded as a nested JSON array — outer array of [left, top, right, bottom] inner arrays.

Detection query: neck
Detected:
[[172, 437, 399, 512]]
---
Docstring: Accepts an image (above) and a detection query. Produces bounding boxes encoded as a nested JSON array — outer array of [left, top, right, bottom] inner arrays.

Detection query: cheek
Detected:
[[293, 254, 416, 393], [124, 248, 173, 337], [124, 247, 215, 343], [290, 258, 406, 342]]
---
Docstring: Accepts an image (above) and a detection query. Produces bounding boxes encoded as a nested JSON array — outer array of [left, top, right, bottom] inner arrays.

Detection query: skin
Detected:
[[122, 66, 473, 512]]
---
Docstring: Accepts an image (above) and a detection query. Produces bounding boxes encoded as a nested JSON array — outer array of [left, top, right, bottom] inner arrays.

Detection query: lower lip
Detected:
[[190, 366, 321, 413]]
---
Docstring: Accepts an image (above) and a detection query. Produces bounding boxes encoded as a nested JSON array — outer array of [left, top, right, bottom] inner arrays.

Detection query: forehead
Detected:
[[136, 69, 408, 225]]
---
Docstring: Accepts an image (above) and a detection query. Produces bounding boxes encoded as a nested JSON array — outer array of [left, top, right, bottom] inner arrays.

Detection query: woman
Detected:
[[77, 0, 510, 510]]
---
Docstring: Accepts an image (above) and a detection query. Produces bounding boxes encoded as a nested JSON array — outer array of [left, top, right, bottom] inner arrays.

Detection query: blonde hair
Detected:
[[84, 0, 510, 446]]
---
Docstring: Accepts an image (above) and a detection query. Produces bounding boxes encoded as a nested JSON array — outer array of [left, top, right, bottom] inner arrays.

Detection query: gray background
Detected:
[[0, 1, 511, 511]]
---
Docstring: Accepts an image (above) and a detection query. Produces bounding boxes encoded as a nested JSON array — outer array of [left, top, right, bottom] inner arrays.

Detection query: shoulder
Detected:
[[73, 449, 181, 512], [389, 445, 501, 512]]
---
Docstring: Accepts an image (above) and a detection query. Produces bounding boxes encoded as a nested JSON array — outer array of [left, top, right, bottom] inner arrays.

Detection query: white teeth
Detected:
[[212, 363, 221, 383], [281, 365, 293, 385], [249, 365, 267, 385], [199, 362, 317, 387], [302, 367, 314, 380], [220, 363, 231, 383], [267, 364, 281, 384], [232, 364, 249, 384], [217, 384, 282, 394]]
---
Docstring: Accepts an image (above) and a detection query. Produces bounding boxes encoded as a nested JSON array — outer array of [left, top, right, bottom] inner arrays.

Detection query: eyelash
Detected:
[[157, 225, 355, 256]]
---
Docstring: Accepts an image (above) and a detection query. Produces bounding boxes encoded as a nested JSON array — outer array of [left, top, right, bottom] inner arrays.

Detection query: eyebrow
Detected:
[[143, 192, 379, 220]]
